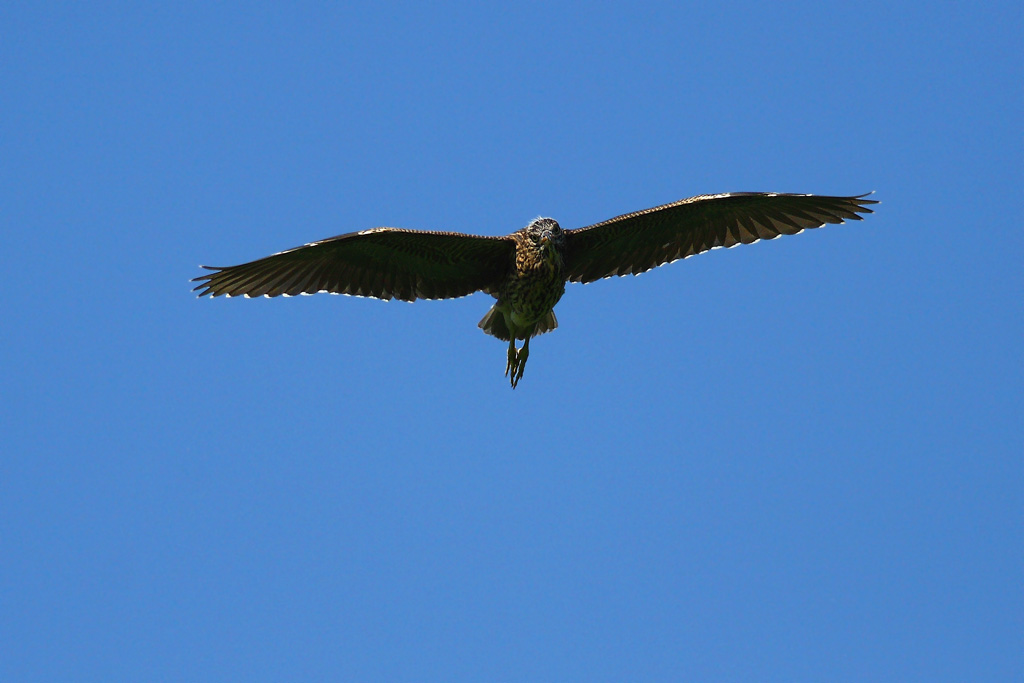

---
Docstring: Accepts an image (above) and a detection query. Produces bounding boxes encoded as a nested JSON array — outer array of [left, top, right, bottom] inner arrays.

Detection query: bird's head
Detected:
[[524, 217, 565, 262]]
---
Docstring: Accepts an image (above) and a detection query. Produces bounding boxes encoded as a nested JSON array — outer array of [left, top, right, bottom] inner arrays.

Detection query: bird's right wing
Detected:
[[563, 193, 877, 284], [193, 228, 514, 301]]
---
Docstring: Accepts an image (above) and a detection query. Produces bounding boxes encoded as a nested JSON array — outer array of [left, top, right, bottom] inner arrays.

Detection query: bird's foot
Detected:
[[506, 341, 529, 389], [505, 343, 518, 380], [511, 355, 527, 389]]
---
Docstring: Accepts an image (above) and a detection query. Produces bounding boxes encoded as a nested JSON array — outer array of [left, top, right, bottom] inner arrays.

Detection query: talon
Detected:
[[509, 350, 520, 388], [510, 338, 529, 389], [506, 340, 517, 378]]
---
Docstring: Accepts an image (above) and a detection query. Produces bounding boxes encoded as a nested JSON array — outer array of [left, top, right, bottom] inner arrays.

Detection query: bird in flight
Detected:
[[193, 192, 876, 388]]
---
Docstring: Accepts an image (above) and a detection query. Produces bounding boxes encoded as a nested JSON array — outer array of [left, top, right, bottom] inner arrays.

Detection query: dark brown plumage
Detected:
[[193, 192, 877, 387]]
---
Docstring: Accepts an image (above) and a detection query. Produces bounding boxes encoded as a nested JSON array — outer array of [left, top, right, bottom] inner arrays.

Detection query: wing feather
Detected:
[[193, 228, 514, 301], [564, 192, 877, 283]]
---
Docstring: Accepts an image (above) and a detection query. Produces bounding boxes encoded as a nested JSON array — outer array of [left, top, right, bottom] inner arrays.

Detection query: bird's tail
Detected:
[[478, 304, 558, 341]]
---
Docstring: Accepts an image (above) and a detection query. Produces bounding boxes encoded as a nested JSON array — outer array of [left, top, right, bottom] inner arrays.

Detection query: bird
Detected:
[[193, 192, 876, 388]]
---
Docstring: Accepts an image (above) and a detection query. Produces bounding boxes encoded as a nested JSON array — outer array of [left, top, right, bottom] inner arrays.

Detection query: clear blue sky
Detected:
[[2, 2, 1021, 680]]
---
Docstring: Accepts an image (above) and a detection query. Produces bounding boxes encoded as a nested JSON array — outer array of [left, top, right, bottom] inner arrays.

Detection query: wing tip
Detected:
[[847, 191, 879, 219], [192, 265, 230, 297]]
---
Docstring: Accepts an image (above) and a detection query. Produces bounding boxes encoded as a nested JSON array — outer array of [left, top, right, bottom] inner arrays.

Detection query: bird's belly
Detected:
[[505, 270, 565, 327]]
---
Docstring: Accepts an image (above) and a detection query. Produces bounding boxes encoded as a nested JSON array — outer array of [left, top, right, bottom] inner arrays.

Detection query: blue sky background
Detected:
[[2, 2, 1021, 680]]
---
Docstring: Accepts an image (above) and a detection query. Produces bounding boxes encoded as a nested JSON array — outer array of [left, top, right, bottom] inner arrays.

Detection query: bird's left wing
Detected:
[[192, 228, 514, 301], [563, 193, 877, 284]]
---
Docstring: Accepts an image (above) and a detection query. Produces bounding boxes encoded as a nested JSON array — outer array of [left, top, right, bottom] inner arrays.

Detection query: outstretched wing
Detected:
[[192, 228, 514, 301], [563, 193, 877, 284]]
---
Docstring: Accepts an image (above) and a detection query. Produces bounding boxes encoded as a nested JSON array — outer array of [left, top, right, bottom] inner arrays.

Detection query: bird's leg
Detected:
[[511, 336, 529, 389]]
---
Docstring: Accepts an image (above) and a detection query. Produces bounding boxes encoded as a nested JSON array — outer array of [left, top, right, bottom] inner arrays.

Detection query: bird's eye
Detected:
[[550, 224, 561, 234]]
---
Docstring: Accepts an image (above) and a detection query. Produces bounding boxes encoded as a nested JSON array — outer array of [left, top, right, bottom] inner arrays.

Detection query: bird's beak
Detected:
[[540, 236, 551, 246]]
